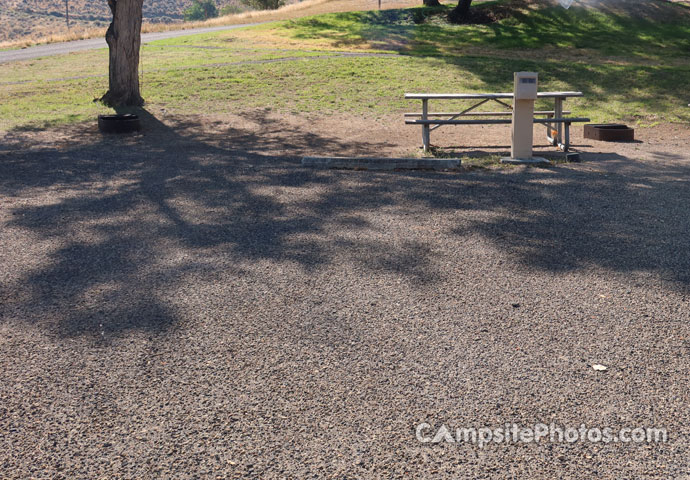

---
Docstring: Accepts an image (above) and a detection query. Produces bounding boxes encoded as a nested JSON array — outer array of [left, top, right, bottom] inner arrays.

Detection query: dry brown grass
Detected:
[[0, 25, 106, 49], [0, 0, 419, 49]]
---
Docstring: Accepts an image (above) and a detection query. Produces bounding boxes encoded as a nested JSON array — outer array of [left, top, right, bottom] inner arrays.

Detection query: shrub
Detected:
[[241, 0, 284, 11], [183, 0, 219, 21], [220, 3, 249, 15]]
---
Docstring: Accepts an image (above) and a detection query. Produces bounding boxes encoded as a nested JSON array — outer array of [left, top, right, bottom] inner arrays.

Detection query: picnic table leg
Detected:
[[563, 122, 571, 152], [546, 113, 557, 146], [555, 97, 564, 146], [422, 99, 430, 152]]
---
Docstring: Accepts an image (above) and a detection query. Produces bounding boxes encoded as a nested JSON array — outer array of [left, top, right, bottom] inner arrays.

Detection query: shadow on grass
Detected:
[[419, 54, 690, 124], [275, 2, 690, 123], [283, 10, 421, 52], [280, 1, 690, 63], [429, 1, 690, 60]]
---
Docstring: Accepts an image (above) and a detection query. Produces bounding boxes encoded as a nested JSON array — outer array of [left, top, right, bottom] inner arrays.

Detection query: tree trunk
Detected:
[[423, 0, 441, 7], [449, 0, 472, 22], [101, 0, 144, 107]]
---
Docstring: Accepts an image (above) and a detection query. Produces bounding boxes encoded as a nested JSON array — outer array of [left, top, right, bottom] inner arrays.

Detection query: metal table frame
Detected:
[[405, 91, 584, 151]]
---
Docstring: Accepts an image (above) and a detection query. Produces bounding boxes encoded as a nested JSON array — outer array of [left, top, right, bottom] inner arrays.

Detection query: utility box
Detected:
[[502, 72, 548, 164], [514, 72, 538, 100]]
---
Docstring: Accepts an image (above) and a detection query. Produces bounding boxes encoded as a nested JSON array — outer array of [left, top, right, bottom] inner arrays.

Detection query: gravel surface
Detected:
[[1, 113, 689, 478]]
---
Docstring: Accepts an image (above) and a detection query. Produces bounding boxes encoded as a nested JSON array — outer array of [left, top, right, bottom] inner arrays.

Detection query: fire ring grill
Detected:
[[584, 124, 634, 142], [98, 114, 140, 134]]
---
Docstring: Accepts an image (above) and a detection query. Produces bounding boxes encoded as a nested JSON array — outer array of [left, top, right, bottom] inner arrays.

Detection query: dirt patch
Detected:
[[2, 110, 689, 168], [448, 0, 522, 25]]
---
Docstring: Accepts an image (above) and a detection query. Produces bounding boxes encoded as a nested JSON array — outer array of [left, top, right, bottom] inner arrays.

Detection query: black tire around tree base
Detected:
[[98, 114, 141, 134]]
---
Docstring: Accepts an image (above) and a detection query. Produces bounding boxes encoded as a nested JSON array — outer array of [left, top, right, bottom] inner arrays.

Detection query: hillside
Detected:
[[0, 0, 242, 42], [2, 0, 688, 46]]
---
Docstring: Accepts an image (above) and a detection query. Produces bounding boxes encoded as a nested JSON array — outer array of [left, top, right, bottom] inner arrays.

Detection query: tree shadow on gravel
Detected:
[[1, 109, 690, 340], [420, 152, 690, 290], [0, 108, 411, 338]]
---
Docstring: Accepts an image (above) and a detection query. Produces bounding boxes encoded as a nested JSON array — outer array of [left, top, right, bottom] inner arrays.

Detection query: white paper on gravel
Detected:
[[559, 0, 575, 8]]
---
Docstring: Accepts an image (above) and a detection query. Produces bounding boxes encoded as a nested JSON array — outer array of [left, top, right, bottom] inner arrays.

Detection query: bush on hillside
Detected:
[[220, 2, 251, 15], [241, 0, 284, 11], [183, 0, 219, 21]]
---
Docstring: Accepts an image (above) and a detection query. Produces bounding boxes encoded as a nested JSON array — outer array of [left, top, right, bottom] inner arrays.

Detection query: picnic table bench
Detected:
[[405, 91, 589, 152]]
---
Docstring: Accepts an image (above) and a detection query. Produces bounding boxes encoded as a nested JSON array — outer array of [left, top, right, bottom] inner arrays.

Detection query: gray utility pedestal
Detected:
[[500, 72, 550, 165]]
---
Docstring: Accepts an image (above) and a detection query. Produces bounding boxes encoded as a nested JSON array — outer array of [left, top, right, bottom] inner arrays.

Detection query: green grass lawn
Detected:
[[1, 0, 689, 133], [209, 1, 690, 62]]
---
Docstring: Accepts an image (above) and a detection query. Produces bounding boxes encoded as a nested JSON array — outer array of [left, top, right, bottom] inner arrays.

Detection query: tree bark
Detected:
[[423, 0, 441, 7], [101, 0, 144, 107], [449, 0, 473, 22]]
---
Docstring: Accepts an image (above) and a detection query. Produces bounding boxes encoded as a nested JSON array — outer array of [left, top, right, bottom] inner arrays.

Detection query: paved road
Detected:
[[0, 23, 258, 64]]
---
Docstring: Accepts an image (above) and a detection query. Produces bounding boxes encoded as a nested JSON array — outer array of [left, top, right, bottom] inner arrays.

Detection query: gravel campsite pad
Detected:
[[1, 114, 689, 478]]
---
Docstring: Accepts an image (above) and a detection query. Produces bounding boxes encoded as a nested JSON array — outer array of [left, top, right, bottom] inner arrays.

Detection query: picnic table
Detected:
[[405, 91, 589, 152]]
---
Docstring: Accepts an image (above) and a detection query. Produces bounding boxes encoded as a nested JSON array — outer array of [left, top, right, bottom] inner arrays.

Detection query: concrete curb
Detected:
[[301, 156, 461, 170], [500, 156, 550, 165]]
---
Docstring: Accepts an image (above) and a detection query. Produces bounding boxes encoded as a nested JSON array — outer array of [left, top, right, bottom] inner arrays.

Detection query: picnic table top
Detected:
[[405, 91, 584, 100]]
